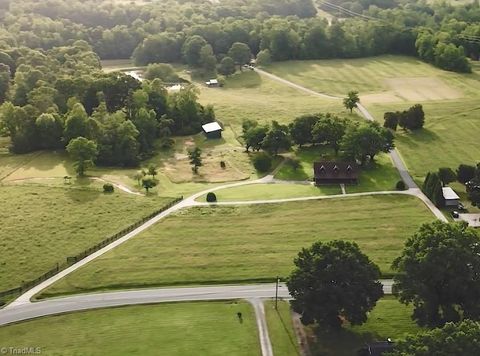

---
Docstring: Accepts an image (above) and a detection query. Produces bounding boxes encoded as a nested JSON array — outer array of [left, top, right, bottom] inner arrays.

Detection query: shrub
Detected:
[[253, 152, 272, 173], [103, 183, 114, 193], [206, 192, 217, 202], [396, 180, 407, 191], [220, 161, 226, 169]]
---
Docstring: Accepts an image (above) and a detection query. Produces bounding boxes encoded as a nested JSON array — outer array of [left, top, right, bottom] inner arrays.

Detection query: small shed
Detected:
[[202, 122, 223, 139], [442, 187, 460, 207], [205, 79, 219, 87], [313, 161, 358, 185]]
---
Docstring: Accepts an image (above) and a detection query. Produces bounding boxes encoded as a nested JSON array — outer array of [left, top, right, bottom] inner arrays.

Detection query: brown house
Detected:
[[313, 161, 358, 185]]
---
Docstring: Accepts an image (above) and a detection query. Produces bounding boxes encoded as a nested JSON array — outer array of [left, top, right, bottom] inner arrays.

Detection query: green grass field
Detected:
[[0, 184, 173, 291], [40, 195, 433, 298], [368, 100, 480, 183], [265, 55, 479, 101], [198, 71, 350, 132], [265, 301, 300, 356], [0, 301, 260, 356], [200, 183, 341, 202], [311, 296, 421, 356]]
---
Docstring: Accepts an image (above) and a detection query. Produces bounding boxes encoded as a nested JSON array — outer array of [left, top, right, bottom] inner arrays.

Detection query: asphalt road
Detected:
[[0, 281, 393, 327]]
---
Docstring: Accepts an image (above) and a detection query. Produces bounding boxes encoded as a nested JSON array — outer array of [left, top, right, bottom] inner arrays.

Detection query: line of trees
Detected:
[[242, 112, 394, 166], [0, 0, 478, 73], [384, 104, 425, 131]]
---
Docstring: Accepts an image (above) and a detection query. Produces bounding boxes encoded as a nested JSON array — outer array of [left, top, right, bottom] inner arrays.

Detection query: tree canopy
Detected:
[[392, 221, 480, 327], [287, 240, 383, 329]]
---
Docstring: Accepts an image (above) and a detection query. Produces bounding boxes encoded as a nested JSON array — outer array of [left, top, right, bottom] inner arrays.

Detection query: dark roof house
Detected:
[[357, 341, 395, 356], [313, 161, 358, 185]]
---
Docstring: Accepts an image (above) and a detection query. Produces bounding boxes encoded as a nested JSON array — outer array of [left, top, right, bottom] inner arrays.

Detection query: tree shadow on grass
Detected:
[[311, 327, 379, 356], [274, 308, 301, 356], [396, 128, 440, 149]]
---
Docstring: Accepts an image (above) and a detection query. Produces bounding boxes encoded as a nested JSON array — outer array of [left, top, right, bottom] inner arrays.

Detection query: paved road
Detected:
[[0, 281, 393, 327]]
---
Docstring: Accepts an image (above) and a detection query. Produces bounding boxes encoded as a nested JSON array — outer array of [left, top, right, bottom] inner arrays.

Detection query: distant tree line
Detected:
[[0, 0, 478, 73]]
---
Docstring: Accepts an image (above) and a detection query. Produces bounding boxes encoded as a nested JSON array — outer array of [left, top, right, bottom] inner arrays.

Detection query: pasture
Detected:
[[368, 99, 480, 183], [265, 55, 479, 103], [40, 195, 433, 298], [198, 71, 349, 131], [0, 301, 260, 356], [201, 183, 341, 202], [0, 184, 172, 291]]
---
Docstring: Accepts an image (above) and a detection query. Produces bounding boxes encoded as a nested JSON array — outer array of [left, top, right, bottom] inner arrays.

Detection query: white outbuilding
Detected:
[[442, 187, 460, 207]]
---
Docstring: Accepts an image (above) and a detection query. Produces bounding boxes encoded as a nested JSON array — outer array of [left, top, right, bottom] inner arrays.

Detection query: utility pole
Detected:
[[275, 276, 279, 309]]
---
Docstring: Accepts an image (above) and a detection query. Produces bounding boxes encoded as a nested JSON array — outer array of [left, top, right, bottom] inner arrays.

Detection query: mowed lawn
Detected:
[[265, 301, 300, 356], [0, 184, 173, 291], [0, 301, 260, 356], [41, 195, 433, 298], [198, 71, 349, 132], [265, 55, 479, 101], [312, 296, 421, 356], [201, 183, 341, 202], [368, 99, 480, 183]]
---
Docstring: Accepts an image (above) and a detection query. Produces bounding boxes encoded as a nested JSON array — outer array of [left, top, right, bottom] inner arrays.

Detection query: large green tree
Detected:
[[66, 136, 98, 177], [289, 114, 319, 147], [312, 115, 348, 155], [228, 42, 252, 67], [392, 221, 480, 327], [341, 122, 394, 164], [287, 240, 383, 329], [262, 120, 291, 156], [388, 320, 480, 356]]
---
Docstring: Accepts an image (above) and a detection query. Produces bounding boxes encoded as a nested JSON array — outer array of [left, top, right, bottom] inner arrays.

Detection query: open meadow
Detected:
[[198, 71, 350, 132], [265, 55, 479, 102], [0, 184, 173, 291], [368, 99, 480, 183], [0, 301, 260, 356], [40, 195, 433, 298]]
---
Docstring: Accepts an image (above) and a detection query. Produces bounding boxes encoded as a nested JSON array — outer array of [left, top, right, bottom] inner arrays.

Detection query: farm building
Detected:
[[202, 122, 223, 139], [205, 79, 219, 87], [313, 162, 358, 185], [442, 187, 460, 207]]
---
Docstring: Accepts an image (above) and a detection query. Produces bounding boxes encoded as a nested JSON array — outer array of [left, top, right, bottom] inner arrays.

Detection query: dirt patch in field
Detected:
[[163, 155, 249, 183], [385, 77, 463, 101]]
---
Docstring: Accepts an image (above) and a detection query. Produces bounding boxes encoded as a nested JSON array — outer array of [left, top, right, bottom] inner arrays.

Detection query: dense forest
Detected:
[[0, 0, 478, 71], [0, 0, 479, 167]]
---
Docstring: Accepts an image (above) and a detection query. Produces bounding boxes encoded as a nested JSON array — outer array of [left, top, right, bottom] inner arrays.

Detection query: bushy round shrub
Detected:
[[206, 192, 217, 202], [396, 180, 407, 191], [103, 183, 114, 193], [253, 153, 272, 173]]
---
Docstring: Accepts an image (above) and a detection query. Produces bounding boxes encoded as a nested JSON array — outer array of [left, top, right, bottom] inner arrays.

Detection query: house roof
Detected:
[[442, 187, 460, 200], [202, 122, 222, 133], [313, 161, 358, 180], [366, 341, 395, 356]]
